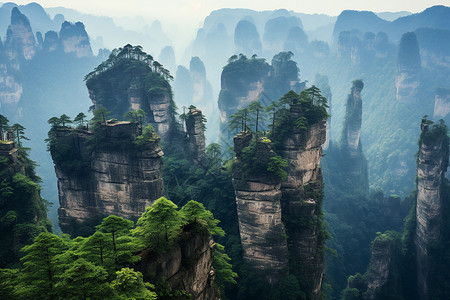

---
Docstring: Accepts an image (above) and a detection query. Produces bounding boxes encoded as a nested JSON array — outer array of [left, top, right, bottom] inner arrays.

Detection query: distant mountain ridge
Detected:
[[334, 5, 450, 41]]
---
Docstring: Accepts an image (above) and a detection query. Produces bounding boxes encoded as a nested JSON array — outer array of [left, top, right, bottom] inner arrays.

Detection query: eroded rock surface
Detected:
[[279, 106, 327, 300], [415, 122, 449, 299], [185, 108, 206, 162], [52, 122, 165, 236], [232, 132, 289, 283], [365, 236, 396, 299]]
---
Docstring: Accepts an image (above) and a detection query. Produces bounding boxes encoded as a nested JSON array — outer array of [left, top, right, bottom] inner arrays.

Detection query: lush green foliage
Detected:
[[0, 117, 50, 268], [46, 109, 159, 174], [0, 197, 232, 299], [85, 44, 173, 121]]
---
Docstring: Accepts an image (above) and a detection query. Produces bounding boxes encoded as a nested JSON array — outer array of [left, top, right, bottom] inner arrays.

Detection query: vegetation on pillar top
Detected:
[[84, 44, 174, 120], [46, 109, 160, 174]]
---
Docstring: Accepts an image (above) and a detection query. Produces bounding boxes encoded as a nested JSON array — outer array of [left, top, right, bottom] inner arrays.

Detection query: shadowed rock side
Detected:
[[279, 106, 327, 300], [415, 120, 449, 299], [136, 226, 218, 300], [232, 132, 289, 283], [336, 80, 369, 192], [52, 122, 165, 236], [185, 108, 206, 162], [365, 235, 397, 300], [396, 32, 421, 102]]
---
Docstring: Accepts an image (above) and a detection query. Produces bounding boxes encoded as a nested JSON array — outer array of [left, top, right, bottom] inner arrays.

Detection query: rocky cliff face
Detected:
[[396, 32, 421, 102], [337, 80, 369, 191], [136, 226, 217, 300], [52, 122, 165, 236], [0, 7, 33, 115], [232, 132, 289, 283], [365, 235, 397, 300], [86, 46, 173, 138], [59, 21, 93, 57], [185, 108, 206, 162], [4, 7, 36, 62], [279, 106, 327, 300], [415, 121, 449, 299]]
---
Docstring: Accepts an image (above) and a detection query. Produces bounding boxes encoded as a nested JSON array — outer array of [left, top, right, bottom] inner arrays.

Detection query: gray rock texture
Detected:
[[365, 236, 396, 299], [185, 108, 206, 162], [232, 132, 289, 284], [415, 124, 449, 299], [52, 122, 165, 236], [279, 106, 327, 300]]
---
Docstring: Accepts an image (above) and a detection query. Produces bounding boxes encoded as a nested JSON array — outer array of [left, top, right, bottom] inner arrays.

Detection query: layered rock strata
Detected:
[[52, 122, 165, 236], [415, 121, 449, 299], [232, 132, 289, 283], [279, 105, 327, 300], [185, 108, 206, 162], [136, 226, 217, 300]]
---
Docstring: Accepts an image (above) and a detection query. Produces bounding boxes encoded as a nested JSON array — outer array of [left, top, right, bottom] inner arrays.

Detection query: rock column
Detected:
[[232, 132, 289, 284], [185, 108, 206, 162], [415, 121, 449, 299], [279, 103, 327, 300]]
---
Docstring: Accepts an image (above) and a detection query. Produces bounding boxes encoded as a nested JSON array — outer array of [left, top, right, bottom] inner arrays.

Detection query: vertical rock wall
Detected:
[[279, 105, 327, 299], [365, 235, 397, 300], [337, 80, 369, 192], [415, 122, 449, 299], [396, 32, 421, 102], [53, 122, 165, 236], [232, 132, 289, 283], [185, 108, 206, 162]]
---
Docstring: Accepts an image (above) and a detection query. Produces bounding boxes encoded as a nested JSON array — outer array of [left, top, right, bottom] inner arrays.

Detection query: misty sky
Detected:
[[11, 0, 450, 22]]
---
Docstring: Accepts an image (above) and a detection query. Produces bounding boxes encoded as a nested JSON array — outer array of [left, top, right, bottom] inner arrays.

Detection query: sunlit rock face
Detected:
[[52, 123, 165, 236], [279, 105, 327, 300], [59, 21, 93, 57], [4, 7, 36, 62], [396, 32, 421, 102], [415, 122, 449, 299], [232, 132, 289, 284]]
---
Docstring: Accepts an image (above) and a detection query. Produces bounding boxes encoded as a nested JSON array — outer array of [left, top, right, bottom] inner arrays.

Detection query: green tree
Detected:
[[47, 117, 61, 129], [179, 200, 225, 237], [0, 268, 19, 299], [124, 109, 146, 123], [73, 113, 87, 128], [134, 124, 157, 146], [11, 123, 29, 146], [111, 268, 157, 300], [17, 232, 66, 299], [55, 258, 112, 300], [132, 197, 182, 252], [213, 243, 237, 286], [59, 114, 72, 127], [80, 231, 109, 265], [96, 216, 134, 268]]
